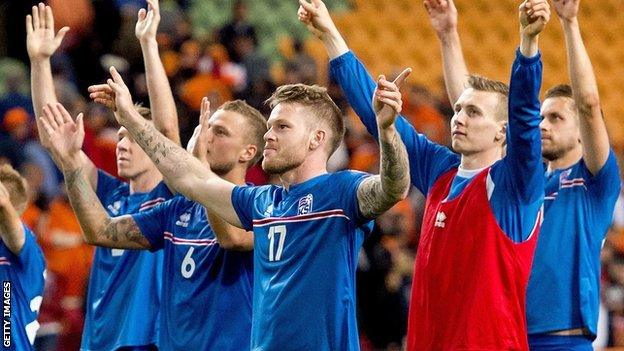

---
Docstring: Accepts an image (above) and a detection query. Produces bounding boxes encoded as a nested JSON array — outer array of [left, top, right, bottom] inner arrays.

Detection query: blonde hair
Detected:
[[0, 164, 28, 214], [266, 84, 344, 156]]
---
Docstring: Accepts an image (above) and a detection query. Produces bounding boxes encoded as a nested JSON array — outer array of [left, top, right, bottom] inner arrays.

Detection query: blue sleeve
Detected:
[[329, 51, 460, 195], [585, 150, 621, 198], [131, 199, 176, 251], [231, 186, 260, 231], [584, 150, 621, 221], [335, 171, 372, 225], [15, 225, 45, 293], [499, 49, 544, 204], [489, 50, 545, 242], [96, 170, 123, 202]]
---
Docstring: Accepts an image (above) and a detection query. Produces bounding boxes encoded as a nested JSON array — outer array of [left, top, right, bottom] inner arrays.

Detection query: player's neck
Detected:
[[220, 165, 248, 186], [129, 167, 163, 194], [546, 145, 583, 172], [459, 147, 503, 170], [278, 159, 327, 191]]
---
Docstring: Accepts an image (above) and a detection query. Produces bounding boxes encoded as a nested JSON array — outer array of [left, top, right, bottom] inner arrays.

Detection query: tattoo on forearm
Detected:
[[134, 120, 192, 179], [64, 167, 148, 248], [358, 132, 410, 219], [102, 216, 146, 245]]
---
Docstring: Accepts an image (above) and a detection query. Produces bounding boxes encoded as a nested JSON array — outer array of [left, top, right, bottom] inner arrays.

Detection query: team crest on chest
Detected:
[[297, 194, 314, 215], [176, 212, 191, 227]]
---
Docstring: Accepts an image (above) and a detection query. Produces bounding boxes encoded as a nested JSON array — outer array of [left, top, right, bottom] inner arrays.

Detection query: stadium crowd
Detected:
[[0, 0, 623, 350]]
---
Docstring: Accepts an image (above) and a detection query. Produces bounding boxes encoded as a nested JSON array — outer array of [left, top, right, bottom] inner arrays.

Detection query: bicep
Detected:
[[356, 175, 394, 220]]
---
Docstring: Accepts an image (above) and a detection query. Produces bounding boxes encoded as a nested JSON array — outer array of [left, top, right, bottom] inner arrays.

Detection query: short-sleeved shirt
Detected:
[[232, 171, 374, 350]]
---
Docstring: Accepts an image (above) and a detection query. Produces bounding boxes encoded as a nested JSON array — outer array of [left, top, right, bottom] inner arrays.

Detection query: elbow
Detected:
[[577, 94, 601, 115], [217, 233, 252, 251]]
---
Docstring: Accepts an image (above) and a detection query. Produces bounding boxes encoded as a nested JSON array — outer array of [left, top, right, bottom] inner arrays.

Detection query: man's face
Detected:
[[262, 103, 313, 175], [116, 126, 157, 180], [540, 97, 581, 161], [450, 88, 506, 155], [203, 109, 253, 175]]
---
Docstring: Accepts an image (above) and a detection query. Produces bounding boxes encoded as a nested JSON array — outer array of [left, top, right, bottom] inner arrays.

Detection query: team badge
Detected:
[[297, 194, 313, 215]]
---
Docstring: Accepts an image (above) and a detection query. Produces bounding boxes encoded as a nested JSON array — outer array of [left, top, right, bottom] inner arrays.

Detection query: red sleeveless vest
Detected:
[[407, 168, 541, 351]]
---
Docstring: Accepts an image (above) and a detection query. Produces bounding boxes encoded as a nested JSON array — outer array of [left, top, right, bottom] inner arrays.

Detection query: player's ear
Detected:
[[309, 130, 325, 151], [240, 144, 257, 163], [494, 121, 507, 143]]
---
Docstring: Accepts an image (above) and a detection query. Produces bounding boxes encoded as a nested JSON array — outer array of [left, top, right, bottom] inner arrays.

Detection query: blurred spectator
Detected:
[[235, 35, 270, 97], [358, 200, 415, 350], [402, 84, 450, 146], [218, 0, 257, 63], [38, 189, 93, 350]]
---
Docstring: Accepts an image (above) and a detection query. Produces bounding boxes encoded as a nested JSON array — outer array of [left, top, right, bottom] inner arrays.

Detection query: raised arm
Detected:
[[27, 3, 98, 188], [504, 0, 549, 203], [105, 67, 243, 228], [357, 72, 411, 218], [423, 0, 468, 104], [554, 0, 609, 174], [135, 0, 181, 146], [188, 98, 253, 250], [38, 103, 151, 249], [299, 0, 460, 195], [0, 182, 25, 254]]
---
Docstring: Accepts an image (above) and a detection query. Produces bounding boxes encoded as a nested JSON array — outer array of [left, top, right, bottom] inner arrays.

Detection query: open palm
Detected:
[[26, 3, 68, 60], [40, 104, 85, 161], [552, 0, 579, 21]]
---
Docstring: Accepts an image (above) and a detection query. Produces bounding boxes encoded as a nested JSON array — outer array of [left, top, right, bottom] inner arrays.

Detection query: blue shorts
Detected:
[[529, 334, 593, 351]]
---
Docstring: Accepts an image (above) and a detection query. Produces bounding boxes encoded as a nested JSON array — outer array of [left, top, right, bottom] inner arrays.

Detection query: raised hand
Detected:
[[186, 97, 211, 165], [423, 0, 458, 36], [552, 0, 579, 22], [39, 103, 85, 164], [298, 0, 337, 39], [88, 84, 116, 111], [520, 0, 551, 38], [135, 0, 160, 42], [105, 67, 136, 124], [373, 68, 411, 130], [26, 3, 69, 61]]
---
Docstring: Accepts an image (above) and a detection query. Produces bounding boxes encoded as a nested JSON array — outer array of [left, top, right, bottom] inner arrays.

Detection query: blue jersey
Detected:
[[131, 195, 254, 350], [330, 50, 544, 242], [231, 171, 374, 351], [81, 171, 172, 351], [0, 224, 45, 351], [527, 152, 621, 338]]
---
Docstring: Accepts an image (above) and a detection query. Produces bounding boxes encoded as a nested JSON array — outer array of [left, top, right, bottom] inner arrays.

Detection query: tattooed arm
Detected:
[[105, 67, 243, 228], [357, 72, 411, 219], [38, 100, 151, 249], [63, 159, 151, 249]]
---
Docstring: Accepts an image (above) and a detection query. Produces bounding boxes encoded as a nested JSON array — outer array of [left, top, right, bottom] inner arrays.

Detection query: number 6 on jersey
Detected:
[[268, 225, 287, 262]]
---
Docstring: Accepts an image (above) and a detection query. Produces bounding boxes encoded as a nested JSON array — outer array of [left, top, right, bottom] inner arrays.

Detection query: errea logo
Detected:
[[434, 211, 446, 228], [176, 212, 191, 227]]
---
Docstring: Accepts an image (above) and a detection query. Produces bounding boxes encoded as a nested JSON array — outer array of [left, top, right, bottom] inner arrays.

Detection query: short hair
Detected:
[[544, 84, 573, 100], [265, 84, 344, 156], [218, 100, 267, 166], [468, 75, 509, 121], [134, 103, 152, 120], [0, 164, 28, 214]]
